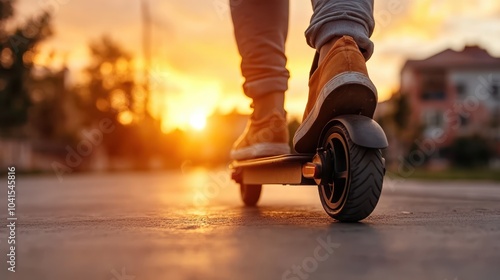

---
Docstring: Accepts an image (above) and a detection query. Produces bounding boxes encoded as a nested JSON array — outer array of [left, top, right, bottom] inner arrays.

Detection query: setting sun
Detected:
[[189, 112, 207, 131]]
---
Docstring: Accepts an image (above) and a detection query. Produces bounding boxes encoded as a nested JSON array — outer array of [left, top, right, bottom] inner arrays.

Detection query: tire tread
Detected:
[[321, 124, 384, 222]]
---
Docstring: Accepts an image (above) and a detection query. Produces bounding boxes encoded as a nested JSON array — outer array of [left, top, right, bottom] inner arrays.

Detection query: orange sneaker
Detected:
[[293, 36, 378, 153], [230, 111, 290, 160]]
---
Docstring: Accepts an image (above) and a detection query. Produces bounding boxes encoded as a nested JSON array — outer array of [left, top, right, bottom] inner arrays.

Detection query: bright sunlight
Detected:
[[189, 112, 207, 131]]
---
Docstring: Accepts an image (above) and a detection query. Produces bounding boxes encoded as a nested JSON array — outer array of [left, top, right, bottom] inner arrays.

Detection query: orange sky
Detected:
[[15, 0, 500, 132]]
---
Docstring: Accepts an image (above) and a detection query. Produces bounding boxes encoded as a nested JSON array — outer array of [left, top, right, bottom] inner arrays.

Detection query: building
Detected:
[[399, 46, 500, 160]]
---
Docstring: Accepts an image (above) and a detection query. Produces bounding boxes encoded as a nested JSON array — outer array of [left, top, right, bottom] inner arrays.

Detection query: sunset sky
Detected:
[[15, 0, 500, 132]]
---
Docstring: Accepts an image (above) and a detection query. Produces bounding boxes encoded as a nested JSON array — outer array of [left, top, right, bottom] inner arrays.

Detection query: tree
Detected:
[[79, 35, 147, 159], [0, 0, 14, 25], [0, 1, 52, 135], [28, 68, 75, 142], [82, 35, 135, 125], [393, 93, 410, 131]]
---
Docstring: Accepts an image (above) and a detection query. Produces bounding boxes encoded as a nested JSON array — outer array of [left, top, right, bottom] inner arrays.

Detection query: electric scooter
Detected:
[[231, 114, 388, 222]]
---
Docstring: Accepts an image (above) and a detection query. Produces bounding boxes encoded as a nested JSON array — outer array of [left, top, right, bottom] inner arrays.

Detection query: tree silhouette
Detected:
[[79, 35, 148, 159], [0, 1, 52, 135], [82, 35, 135, 125], [0, 1, 14, 24]]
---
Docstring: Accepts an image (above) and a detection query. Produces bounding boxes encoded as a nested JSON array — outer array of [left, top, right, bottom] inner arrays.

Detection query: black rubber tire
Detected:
[[318, 123, 384, 222], [240, 184, 262, 206]]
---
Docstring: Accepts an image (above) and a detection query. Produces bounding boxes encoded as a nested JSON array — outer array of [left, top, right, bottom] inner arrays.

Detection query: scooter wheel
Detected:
[[240, 184, 262, 206], [318, 123, 383, 222]]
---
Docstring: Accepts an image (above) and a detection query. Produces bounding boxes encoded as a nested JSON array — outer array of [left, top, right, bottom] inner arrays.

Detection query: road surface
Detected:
[[1, 168, 499, 280]]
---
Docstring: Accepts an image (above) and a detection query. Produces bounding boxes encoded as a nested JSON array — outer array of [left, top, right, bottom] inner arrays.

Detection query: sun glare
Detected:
[[189, 112, 207, 131]]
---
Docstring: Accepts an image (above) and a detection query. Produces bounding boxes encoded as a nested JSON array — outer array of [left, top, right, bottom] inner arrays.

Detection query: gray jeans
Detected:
[[230, 0, 375, 99]]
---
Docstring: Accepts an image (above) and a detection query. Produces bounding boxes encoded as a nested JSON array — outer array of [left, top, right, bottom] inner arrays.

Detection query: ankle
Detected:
[[318, 36, 341, 65], [252, 92, 285, 119]]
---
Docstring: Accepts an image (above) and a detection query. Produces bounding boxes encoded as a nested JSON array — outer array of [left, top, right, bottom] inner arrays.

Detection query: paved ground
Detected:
[[1, 169, 499, 280]]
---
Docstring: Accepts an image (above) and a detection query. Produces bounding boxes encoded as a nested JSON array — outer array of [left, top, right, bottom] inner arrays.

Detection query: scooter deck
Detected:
[[231, 154, 316, 186]]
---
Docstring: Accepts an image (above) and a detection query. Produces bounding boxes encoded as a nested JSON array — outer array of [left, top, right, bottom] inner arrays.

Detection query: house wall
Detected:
[[401, 67, 500, 157], [448, 69, 500, 137]]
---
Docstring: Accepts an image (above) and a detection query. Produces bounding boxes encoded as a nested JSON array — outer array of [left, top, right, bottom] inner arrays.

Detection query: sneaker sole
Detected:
[[230, 143, 291, 161], [293, 71, 377, 153]]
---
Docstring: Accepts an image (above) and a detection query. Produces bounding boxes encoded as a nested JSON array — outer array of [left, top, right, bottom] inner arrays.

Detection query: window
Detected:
[[422, 90, 445, 100], [491, 84, 499, 99], [423, 110, 444, 128], [421, 71, 446, 101], [422, 110, 445, 140], [456, 82, 467, 99], [459, 114, 469, 127]]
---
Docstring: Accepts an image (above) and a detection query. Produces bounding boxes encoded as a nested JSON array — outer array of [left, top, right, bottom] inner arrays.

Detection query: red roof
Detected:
[[402, 46, 500, 71]]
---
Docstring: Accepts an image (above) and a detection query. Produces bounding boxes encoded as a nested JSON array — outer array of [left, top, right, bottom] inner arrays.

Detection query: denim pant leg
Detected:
[[306, 0, 375, 60], [230, 0, 290, 99]]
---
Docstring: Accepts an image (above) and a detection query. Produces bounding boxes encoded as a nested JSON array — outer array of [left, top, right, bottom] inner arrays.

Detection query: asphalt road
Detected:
[[1, 168, 500, 280]]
